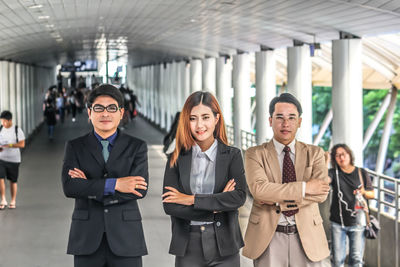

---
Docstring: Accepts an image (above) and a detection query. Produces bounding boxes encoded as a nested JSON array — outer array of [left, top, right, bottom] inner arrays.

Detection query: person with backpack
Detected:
[[0, 111, 26, 210], [44, 99, 57, 140]]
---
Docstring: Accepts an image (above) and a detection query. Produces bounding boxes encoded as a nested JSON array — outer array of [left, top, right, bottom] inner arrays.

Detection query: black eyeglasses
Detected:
[[90, 104, 120, 113]]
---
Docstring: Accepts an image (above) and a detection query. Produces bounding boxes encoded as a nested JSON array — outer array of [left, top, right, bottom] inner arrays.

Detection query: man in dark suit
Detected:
[[62, 84, 149, 267]]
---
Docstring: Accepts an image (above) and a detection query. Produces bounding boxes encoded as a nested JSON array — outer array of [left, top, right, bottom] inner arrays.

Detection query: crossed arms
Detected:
[[62, 140, 148, 205], [162, 149, 246, 221], [245, 146, 330, 211]]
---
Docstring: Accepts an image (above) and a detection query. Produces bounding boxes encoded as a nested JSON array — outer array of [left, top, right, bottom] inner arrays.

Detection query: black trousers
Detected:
[[74, 234, 142, 267], [175, 224, 240, 267]]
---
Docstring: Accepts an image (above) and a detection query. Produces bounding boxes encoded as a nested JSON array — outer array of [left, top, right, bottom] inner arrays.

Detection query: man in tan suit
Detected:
[[243, 93, 330, 266]]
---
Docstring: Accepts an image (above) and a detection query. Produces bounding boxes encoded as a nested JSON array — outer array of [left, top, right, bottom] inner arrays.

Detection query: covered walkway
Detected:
[[0, 115, 170, 266], [0, 114, 256, 267]]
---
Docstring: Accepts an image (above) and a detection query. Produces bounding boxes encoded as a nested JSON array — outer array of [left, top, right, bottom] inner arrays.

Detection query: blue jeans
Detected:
[[331, 220, 365, 267], [48, 125, 54, 139]]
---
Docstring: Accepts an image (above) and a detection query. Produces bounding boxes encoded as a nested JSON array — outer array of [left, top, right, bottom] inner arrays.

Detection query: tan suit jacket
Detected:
[[243, 140, 330, 262]]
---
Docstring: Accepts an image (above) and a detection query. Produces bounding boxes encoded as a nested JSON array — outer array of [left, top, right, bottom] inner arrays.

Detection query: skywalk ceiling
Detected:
[[0, 0, 400, 67]]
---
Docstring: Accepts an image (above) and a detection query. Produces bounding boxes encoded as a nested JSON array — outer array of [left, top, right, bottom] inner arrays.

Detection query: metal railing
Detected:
[[365, 168, 399, 267], [226, 125, 235, 146], [241, 130, 257, 150]]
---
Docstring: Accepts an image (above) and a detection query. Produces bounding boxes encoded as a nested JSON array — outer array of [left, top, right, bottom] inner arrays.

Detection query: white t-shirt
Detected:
[[0, 125, 25, 163]]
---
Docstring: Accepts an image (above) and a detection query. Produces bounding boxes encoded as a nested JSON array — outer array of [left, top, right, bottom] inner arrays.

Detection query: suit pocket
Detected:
[[313, 215, 323, 226], [72, 210, 89, 220], [122, 210, 142, 221], [249, 213, 260, 224]]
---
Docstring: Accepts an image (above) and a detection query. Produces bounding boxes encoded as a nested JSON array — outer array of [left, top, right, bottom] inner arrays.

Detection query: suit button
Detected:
[[200, 226, 205, 232], [104, 209, 108, 213], [216, 222, 221, 227], [276, 210, 280, 214], [103, 173, 108, 178]]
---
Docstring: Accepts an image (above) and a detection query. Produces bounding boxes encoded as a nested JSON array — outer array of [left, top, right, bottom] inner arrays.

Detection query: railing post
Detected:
[[377, 175, 381, 267], [395, 180, 399, 267]]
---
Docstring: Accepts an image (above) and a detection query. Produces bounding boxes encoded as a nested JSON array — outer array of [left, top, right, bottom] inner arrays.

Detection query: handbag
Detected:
[[364, 211, 380, 239], [357, 168, 380, 239]]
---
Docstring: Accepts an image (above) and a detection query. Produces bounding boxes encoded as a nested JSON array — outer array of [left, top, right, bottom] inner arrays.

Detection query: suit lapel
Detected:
[[265, 141, 282, 183], [85, 132, 105, 167], [295, 141, 307, 181], [107, 131, 129, 165], [178, 149, 193, 194], [213, 142, 229, 193]]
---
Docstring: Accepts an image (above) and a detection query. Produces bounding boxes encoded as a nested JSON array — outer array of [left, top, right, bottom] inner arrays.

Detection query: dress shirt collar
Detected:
[[272, 138, 296, 156], [192, 139, 218, 162], [93, 130, 118, 146]]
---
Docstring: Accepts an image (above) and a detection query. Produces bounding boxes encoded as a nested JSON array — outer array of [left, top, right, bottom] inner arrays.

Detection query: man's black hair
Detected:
[[87, 84, 124, 108], [0, 110, 12, 120], [269, 93, 302, 117]]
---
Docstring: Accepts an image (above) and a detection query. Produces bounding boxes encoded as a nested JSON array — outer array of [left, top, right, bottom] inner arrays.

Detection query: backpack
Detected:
[[0, 125, 19, 143]]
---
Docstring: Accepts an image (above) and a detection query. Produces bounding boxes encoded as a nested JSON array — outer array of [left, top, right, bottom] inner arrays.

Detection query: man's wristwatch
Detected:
[[9, 144, 13, 147]]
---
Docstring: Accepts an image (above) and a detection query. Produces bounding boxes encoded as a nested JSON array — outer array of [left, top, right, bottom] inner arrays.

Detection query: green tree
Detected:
[[312, 86, 400, 175]]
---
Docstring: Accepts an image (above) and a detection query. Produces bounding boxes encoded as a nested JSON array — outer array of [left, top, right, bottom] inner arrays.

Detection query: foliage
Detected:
[[312, 87, 400, 175], [312, 86, 332, 151]]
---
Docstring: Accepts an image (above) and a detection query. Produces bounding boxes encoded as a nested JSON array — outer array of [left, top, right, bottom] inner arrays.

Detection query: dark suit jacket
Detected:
[[62, 130, 148, 257], [163, 141, 246, 257]]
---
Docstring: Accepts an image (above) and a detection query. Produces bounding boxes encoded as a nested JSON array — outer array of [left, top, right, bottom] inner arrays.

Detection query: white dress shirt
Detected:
[[272, 138, 306, 226], [190, 139, 218, 225]]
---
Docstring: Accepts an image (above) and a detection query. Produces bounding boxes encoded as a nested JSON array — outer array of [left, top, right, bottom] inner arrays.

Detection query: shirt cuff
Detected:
[[302, 182, 306, 198], [104, 178, 117, 195]]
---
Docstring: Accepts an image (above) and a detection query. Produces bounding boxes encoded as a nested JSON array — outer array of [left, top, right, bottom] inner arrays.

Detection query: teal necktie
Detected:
[[101, 140, 109, 162]]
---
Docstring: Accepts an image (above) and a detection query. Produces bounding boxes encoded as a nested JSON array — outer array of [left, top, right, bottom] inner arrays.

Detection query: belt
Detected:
[[190, 224, 214, 232], [276, 224, 298, 234]]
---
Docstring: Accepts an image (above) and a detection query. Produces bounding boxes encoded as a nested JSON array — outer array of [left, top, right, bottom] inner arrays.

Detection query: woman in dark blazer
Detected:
[[162, 91, 246, 267]]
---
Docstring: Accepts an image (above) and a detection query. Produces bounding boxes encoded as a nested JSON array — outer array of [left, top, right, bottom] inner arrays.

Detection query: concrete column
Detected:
[[144, 67, 149, 119], [216, 57, 233, 125], [183, 62, 190, 101], [21, 65, 27, 133], [26, 66, 32, 134], [190, 59, 202, 92], [8, 62, 16, 118], [171, 62, 179, 113], [16, 64, 22, 128], [202, 58, 216, 95], [287, 45, 312, 144], [233, 54, 252, 148], [160, 65, 166, 129], [155, 64, 161, 125], [332, 38, 363, 165], [151, 65, 156, 122], [177, 62, 185, 109], [146, 66, 151, 119], [256, 50, 276, 144], [0, 61, 10, 111]]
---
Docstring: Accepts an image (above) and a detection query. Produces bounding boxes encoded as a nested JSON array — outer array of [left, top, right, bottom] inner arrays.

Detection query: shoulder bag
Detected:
[[358, 168, 380, 239]]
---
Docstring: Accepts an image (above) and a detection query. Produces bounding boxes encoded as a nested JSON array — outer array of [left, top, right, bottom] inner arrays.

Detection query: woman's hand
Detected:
[[162, 186, 194, 206], [223, 179, 236, 192]]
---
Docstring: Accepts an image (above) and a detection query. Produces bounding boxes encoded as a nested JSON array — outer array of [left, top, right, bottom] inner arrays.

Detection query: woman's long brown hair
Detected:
[[169, 91, 228, 167]]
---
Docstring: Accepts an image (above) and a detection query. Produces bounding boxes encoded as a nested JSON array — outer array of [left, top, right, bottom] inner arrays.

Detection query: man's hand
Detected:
[[305, 179, 330, 196], [69, 168, 87, 179], [162, 186, 194, 206], [115, 176, 147, 197], [222, 179, 236, 192]]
